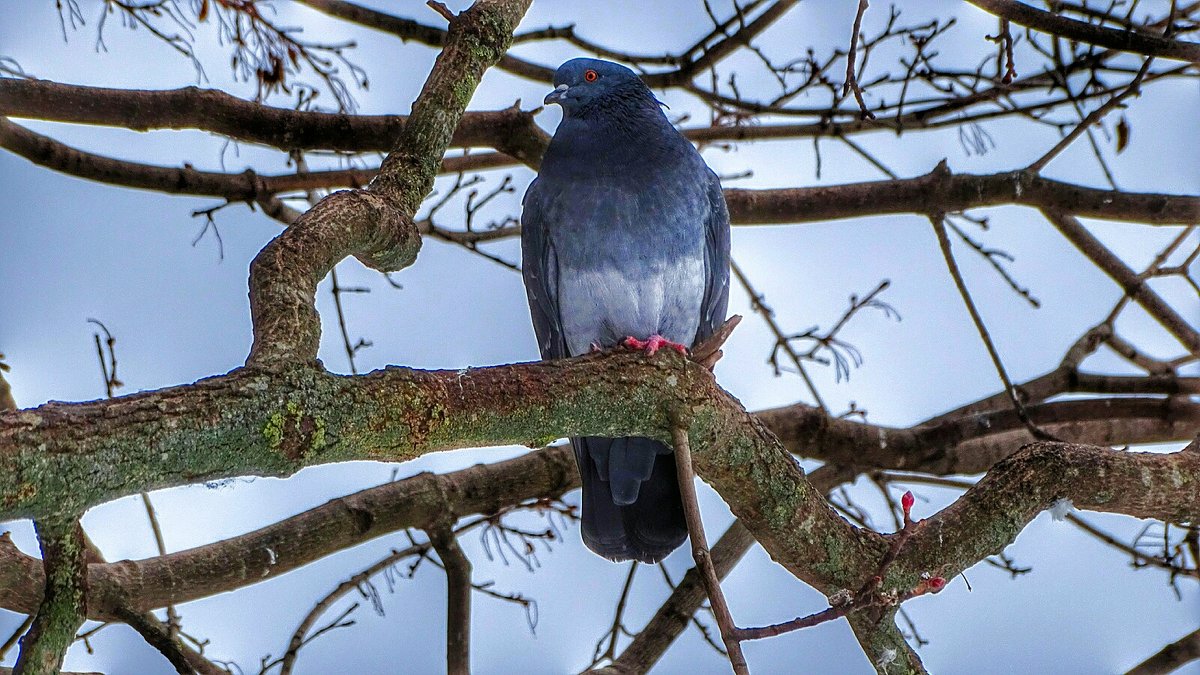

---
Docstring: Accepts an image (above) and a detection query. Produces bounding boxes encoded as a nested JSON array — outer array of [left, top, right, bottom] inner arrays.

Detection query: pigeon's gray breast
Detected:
[[548, 178, 708, 355]]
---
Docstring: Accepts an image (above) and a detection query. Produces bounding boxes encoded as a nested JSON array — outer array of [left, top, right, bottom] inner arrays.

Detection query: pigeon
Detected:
[[521, 58, 731, 563]]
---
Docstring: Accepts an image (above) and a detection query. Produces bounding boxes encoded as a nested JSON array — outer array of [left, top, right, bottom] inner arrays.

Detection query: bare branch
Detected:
[[668, 409, 748, 674], [14, 519, 88, 675], [1043, 210, 1200, 354], [966, 0, 1200, 62], [929, 214, 1054, 441], [1027, 59, 1152, 173], [1126, 627, 1200, 675], [431, 527, 472, 675]]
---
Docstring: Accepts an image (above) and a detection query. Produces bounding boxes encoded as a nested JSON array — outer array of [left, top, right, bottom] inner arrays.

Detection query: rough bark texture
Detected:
[[0, 78, 549, 160], [12, 521, 88, 675], [0, 446, 575, 618]]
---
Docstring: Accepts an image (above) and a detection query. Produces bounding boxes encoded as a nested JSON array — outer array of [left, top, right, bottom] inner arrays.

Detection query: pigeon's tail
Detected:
[[572, 436, 688, 564]]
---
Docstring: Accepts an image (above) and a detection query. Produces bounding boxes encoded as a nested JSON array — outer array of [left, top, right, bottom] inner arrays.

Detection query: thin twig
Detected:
[[1043, 210, 1200, 355], [590, 563, 639, 667], [985, 19, 1018, 83], [732, 260, 828, 412], [669, 408, 749, 674], [139, 492, 181, 639], [734, 491, 946, 641], [928, 213, 1057, 441], [87, 318, 121, 398], [0, 614, 33, 660], [842, 0, 877, 119], [1027, 58, 1152, 173]]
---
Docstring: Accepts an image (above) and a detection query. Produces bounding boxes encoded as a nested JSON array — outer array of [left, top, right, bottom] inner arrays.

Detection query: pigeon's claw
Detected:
[[621, 334, 689, 357]]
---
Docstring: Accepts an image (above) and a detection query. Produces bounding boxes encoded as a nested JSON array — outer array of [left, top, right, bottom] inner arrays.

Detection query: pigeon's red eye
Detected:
[[584, 69, 598, 82]]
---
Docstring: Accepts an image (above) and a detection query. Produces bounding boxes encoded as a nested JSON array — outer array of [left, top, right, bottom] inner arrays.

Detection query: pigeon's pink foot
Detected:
[[621, 334, 689, 357]]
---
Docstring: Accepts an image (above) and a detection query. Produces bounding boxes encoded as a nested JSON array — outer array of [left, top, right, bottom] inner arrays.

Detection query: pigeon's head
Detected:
[[544, 58, 652, 114]]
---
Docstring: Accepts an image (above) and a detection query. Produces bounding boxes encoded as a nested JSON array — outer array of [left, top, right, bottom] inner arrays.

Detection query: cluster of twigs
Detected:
[[61, 0, 368, 110]]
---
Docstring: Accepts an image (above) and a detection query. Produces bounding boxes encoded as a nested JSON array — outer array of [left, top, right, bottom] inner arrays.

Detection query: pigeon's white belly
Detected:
[[558, 258, 704, 357]]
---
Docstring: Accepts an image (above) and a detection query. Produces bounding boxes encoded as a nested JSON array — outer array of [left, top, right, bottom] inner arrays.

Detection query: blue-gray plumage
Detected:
[[521, 58, 731, 563]]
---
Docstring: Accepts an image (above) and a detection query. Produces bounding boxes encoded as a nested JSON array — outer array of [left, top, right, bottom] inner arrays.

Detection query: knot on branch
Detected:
[[494, 105, 550, 167], [351, 191, 423, 272]]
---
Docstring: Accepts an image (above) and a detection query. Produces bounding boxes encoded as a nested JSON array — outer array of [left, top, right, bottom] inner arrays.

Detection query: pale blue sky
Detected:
[[1, 1, 1197, 673]]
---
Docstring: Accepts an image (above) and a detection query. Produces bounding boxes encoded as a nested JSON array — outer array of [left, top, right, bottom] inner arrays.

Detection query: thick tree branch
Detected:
[[0, 445, 576, 619], [0, 368, 1186, 624], [893, 442, 1199, 588], [758, 394, 1200, 475], [726, 161, 1200, 226], [0, 349, 885, 597], [0, 79, 549, 161], [4, 58, 1191, 176], [0, 364, 1193, 672], [0, 117, 512, 202], [245, 187, 422, 365]]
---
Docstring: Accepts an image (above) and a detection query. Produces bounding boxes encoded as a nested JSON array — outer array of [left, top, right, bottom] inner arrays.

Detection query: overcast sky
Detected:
[[1, 1, 1198, 673]]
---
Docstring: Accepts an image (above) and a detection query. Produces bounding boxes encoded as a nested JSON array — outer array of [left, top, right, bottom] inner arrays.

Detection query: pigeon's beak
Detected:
[[544, 84, 569, 105]]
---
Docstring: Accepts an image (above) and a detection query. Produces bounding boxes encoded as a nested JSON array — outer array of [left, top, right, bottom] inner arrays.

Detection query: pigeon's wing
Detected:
[[521, 178, 569, 360], [695, 170, 731, 343]]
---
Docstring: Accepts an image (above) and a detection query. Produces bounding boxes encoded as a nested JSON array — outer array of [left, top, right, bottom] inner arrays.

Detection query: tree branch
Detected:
[[2, 365, 1189, 621], [4, 118, 1195, 230], [726, 161, 1200, 226], [431, 526, 473, 675], [0, 350, 881, 581], [894, 442, 1199, 587], [0, 445, 576, 619], [757, 394, 1199, 475], [13, 519, 87, 675], [594, 465, 855, 674], [668, 410, 748, 674], [245, 0, 531, 366], [0, 78, 548, 161], [294, 0, 800, 87], [966, 0, 1200, 63], [1043, 210, 1200, 354], [293, 0, 555, 83], [1126, 626, 1200, 675], [112, 607, 227, 675]]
